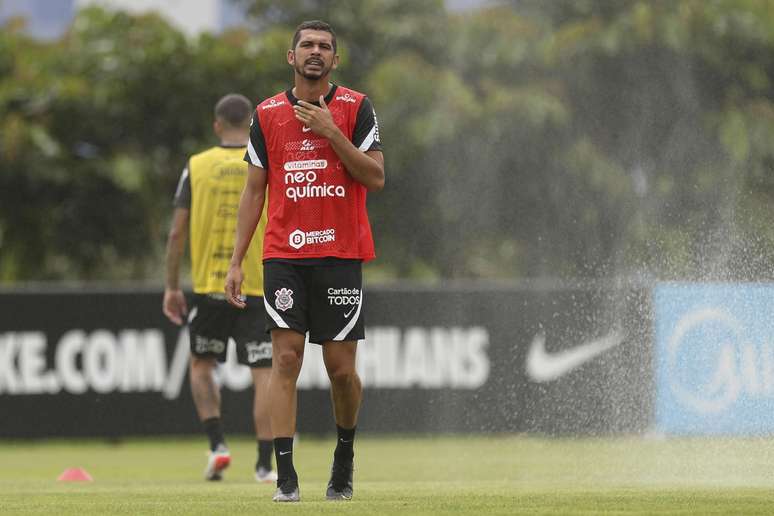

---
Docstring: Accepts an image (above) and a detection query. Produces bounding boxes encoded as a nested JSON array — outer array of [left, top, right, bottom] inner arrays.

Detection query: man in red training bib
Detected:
[[225, 20, 384, 503]]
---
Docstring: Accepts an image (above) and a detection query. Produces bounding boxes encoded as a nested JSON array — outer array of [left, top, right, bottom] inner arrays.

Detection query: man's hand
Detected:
[[163, 288, 188, 325], [294, 96, 338, 139], [225, 264, 246, 308]]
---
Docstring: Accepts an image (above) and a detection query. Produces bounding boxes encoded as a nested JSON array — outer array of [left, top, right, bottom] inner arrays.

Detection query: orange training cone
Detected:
[[57, 467, 94, 482]]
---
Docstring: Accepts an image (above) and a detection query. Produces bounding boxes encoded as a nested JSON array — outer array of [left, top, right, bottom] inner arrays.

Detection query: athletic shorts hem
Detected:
[[308, 331, 365, 345], [265, 321, 307, 339]]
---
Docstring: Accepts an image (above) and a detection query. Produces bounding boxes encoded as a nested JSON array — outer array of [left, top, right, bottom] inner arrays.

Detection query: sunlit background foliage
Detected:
[[2, 0, 774, 282]]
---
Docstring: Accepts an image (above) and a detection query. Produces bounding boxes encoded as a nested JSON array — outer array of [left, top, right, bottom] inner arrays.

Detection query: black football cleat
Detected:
[[272, 477, 300, 502], [325, 461, 353, 500]]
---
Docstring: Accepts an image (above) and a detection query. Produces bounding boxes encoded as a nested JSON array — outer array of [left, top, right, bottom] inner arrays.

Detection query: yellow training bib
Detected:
[[188, 146, 266, 296]]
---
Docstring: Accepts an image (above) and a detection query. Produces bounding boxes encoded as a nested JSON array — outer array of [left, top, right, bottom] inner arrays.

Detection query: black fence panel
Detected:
[[0, 285, 652, 438]]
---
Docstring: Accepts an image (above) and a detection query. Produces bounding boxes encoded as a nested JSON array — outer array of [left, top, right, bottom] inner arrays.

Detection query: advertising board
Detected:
[[0, 285, 651, 437]]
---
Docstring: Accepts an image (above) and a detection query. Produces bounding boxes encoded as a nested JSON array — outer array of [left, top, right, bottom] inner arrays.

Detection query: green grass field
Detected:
[[2, 434, 774, 515]]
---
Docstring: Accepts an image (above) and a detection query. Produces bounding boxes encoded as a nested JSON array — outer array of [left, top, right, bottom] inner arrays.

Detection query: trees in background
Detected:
[[2, 1, 774, 282], [0, 8, 283, 280]]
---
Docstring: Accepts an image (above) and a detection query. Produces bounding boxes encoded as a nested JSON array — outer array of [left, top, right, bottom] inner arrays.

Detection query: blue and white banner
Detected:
[[655, 283, 774, 435]]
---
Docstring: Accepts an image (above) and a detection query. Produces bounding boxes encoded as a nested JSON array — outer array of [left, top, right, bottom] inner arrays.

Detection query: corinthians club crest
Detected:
[[275, 287, 294, 311]]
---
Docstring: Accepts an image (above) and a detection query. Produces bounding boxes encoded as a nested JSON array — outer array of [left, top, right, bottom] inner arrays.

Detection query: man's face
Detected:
[[288, 29, 338, 80]]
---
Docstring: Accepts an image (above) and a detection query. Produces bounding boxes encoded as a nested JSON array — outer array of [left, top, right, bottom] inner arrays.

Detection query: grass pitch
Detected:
[[1, 434, 774, 514]]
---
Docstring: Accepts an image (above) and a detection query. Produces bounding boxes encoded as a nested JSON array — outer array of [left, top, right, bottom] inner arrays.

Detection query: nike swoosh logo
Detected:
[[302, 125, 311, 132], [279, 451, 292, 456], [525, 329, 625, 383], [343, 307, 356, 318]]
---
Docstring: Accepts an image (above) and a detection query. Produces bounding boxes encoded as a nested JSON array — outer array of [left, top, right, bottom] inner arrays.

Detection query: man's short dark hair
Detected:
[[214, 93, 252, 128], [291, 20, 337, 54]]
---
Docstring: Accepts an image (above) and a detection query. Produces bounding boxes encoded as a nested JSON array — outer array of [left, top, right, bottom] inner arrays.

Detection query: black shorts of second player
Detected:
[[187, 293, 272, 368], [263, 260, 365, 344]]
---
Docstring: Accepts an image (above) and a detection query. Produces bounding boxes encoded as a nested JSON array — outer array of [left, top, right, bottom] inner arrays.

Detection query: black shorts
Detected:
[[263, 260, 365, 344], [188, 293, 272, 368]]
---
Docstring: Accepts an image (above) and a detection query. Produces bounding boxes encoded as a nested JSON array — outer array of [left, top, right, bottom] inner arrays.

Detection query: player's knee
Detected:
[[274, 349, 302, 377], [327, 366, 358, 388]]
